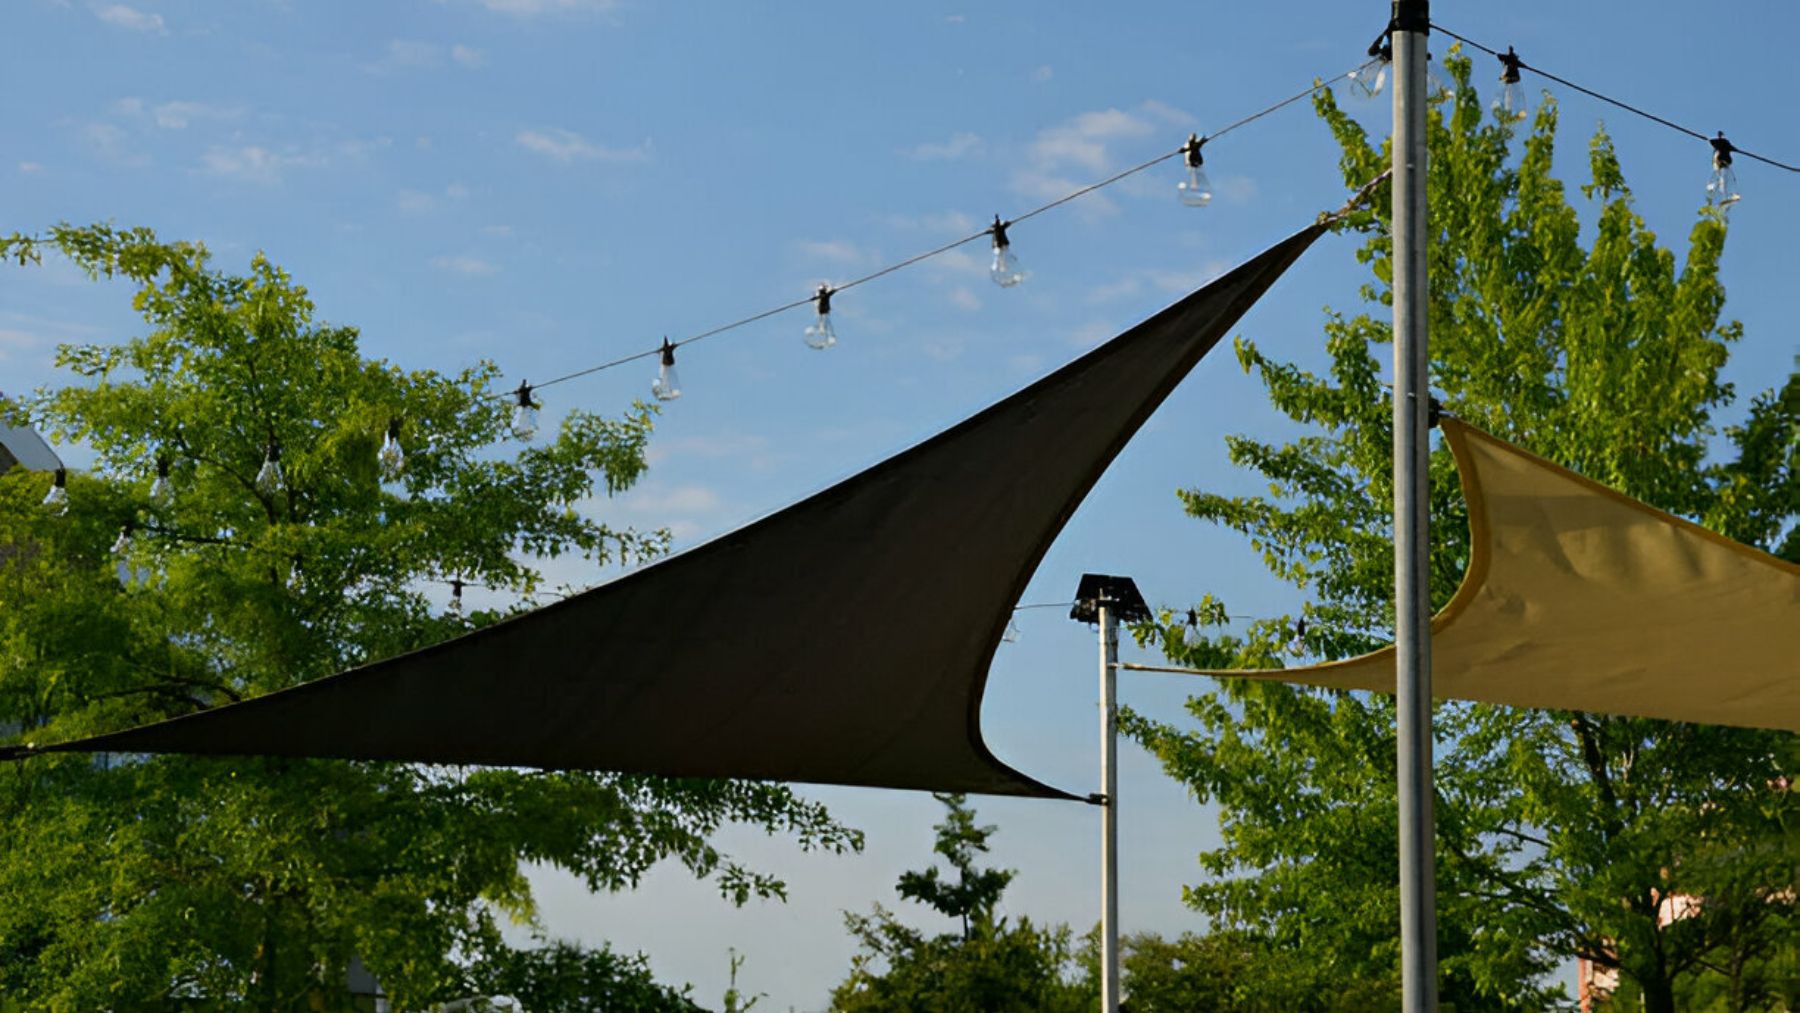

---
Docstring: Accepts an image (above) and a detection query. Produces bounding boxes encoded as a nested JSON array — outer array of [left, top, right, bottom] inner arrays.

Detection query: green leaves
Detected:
[[0, 224, 860, 1008], [1126, 49, 1796, 1012]]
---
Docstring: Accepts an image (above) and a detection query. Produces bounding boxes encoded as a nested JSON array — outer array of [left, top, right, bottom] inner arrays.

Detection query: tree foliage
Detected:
[[0, 224, 861, 1009], [1121, 53, 1797, 1013], [829, 794, 1090, 1013]]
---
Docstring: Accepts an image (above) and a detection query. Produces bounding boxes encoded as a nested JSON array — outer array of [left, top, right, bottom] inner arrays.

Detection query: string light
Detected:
[[111, 521, 133, 557], [42, 468, 68, 515], [255, 438, 284, 497], [449, 577, 464, 613], [1496, 45, 1528, 121], [651, 338, 682, 401], [1349, 30, 1392, 100], [510, 382, 539, 441], [379, 419, 405, 480], [804, 285, 837, 350], [149, 455, 174, 509], [1002, 617, 1022, 643], [988, 216, 1026, 288], [1708, 133, 1740, 209], [1178, 134, 1213, 207]]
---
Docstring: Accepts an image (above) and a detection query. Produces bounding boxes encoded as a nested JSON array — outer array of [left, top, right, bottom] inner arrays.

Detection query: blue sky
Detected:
[[5, 1, 1797, 1007]]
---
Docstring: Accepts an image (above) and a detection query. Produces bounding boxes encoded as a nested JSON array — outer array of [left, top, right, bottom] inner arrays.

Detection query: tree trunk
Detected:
[[1638, 974, 1677, 1013]]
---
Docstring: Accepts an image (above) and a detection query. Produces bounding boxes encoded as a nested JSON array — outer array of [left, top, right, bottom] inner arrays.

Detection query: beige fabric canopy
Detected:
[[1157, 419, 1800, 731]]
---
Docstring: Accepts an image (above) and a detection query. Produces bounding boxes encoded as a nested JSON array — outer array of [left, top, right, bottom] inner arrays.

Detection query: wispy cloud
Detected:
[[515, 127, 651, 164], [430, 254, 500, 277], [94, 4, 165, 34], [465, 0, 618, 15], [795, 239, 874, 266], [370, 40, 487, 73], [947, 286, 982, 311], [1031, 65, 1053, 83], [82, 122, 148, 166], [905, 131, 981, 161], [1013, 101, 1197, 215], [397, 182, 472, 214], [200, 145, 326, 184], [113, 97, 240, 129], [18, 161, 44, 174]]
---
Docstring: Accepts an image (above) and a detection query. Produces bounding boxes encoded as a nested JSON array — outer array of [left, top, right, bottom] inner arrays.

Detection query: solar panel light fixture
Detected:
[[1068, 573, 1150, 625]]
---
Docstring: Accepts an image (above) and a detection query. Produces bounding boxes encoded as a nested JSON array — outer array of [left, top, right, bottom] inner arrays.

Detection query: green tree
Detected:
[[829, 794, 1090, 1013], [1115, 929, 1393, 1013], [0, 224, 860, 1009], [1120, 54, 1797, 1013]]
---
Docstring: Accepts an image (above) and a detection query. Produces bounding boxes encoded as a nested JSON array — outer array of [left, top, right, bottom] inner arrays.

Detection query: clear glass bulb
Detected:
[[1178, 165, 1214, 207], [652, 364, 681, 401], [1002, 617, 1022, 644], [1498, 81, 1528, 121], [111, 525, 132, 556], [42, 474, 69, 516], [379, 425, 405, 481], [149, 473, 174, 510], [1706, 164, 1740, 209], [990, 244, 1026, 288], [511, 402, 538, 442], [255, 452, 284, 497], [803, 311, 836, 350], [1349, 56, 1389, 100]]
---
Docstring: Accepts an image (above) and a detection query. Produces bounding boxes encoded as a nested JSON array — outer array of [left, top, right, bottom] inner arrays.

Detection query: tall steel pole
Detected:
[[1097, 599, 1121, 1013], [1391, 2, 1438, 1011]]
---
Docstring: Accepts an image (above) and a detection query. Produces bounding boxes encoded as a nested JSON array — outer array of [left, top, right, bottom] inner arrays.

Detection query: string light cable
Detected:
[[483, 65, 1362, 407], [1429, 22, 1800, 174]]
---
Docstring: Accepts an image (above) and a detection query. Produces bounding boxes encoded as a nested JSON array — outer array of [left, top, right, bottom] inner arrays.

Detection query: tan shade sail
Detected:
[[1, 224, 1328, 797], [1167, 420, 1800, 731]]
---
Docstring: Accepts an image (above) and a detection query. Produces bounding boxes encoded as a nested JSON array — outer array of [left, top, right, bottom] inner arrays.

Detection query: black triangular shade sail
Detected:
[[6, 224, 1324, 798]]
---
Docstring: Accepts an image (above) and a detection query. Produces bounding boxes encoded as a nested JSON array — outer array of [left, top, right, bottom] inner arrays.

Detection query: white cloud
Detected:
[[947, 286, 981, 311], [17, 161, 44, 174], [451, 44, 486, 67], [379, 39, 442, 70], [82, 122, 147, 166], [430, 254, 499, 276], [467, 0, 618, 15], [944, 14, 965, 24], [153, 100, 236, 129], [1012, 101, 1196, 215], [397, 189, 436, 214], [480, 224, 515, 237], [905, 131, 981, 161], [444, 181, 470, 200], [795, 239, 873, 266], [515, 127, 651, 164], [200, 145, 324, 184], [882, 210, 976, 235], [94, 4, 165, 33], [1031, 65, 1053, 83]]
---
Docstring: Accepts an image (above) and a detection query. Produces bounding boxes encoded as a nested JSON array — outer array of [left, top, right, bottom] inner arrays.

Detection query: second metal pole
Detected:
[[1391, 2, 1438, 1010], [1098, 600, 1121, 1013]]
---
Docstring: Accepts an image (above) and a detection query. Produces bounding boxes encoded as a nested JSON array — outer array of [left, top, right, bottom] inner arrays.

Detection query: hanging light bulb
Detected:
[[510, 382, 539, 441], [379, 418, 405, 480], [255, 438, 284, 498], [449, 577, 465, 614], [112, 520, 136, 586], [1707, 133, 1740, 209], [111, 521, 133, 557], [149, 455, 174, 510], [1002, 617, 1022, 644], [43, 467, 69, 515], [1496, 46, 1528, 121], [804, 284, 837, 350], [1177, 133, 1213, 208], [1349, 33, 1392, 100], [1426, 51, 1453, 100], [989, 215, 1026, 288], [652, 338, 683, 401]]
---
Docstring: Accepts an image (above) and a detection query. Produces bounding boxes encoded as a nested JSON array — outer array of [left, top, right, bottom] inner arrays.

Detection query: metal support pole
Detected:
[[1391, 2, 1438, 1011], [1098, 599, 1121, 1013]]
